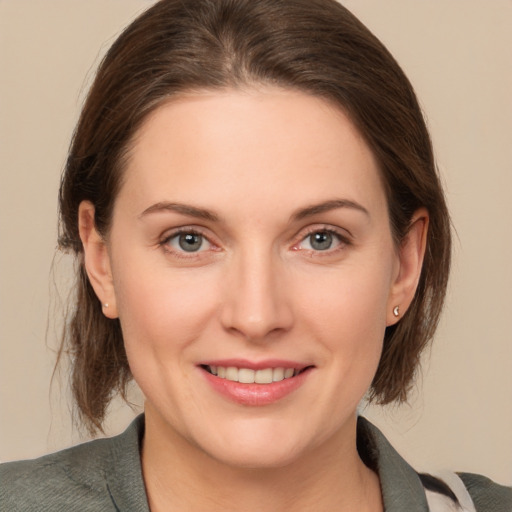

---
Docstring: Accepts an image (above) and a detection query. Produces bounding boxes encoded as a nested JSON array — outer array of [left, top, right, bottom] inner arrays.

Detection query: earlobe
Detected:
[[78, 201, 118, 319], [387, 208, 429, 326]]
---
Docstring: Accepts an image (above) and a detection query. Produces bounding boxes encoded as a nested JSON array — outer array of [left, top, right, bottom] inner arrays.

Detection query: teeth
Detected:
[[255, 368, 273, 384], [207, 365, 299, 384], [272, 367, 284, 382], [238, 368, 254, 383], [225, 367, 238, 381], [284, 368, 294, 378]]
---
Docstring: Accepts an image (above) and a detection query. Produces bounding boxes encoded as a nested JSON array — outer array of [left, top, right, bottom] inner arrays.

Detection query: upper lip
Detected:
[[197, 358, 312, 371]]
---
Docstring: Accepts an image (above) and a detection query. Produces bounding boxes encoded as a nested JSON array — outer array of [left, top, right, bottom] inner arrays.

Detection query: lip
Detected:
[[199, 358, 310, 371], [198, 359, 314, 406]]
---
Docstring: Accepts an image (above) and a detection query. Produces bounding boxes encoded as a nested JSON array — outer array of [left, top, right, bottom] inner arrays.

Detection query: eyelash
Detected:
[[159, 228, 215, 259], [293, 226, 350, 255], [159, 225, 351, 259]]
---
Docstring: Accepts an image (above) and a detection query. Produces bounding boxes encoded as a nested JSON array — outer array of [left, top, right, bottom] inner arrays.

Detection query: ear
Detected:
[[78, 201, 118, 319], [386, 208, 429, 326]]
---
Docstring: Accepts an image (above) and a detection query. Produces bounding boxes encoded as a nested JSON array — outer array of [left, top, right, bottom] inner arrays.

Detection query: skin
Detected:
[[79, 87, 427, 511]]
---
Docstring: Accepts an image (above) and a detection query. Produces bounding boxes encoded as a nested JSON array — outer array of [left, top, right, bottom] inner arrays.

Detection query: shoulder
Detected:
[[458, 472, 512, 512], [0, 436, 117, 511], [0, 415, 147, 512], [357, 417, 512, 512]]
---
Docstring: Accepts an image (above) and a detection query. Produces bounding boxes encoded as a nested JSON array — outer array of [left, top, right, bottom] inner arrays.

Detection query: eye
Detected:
[[166, 231, 211, 253], [307, 231, 334, 251], [297, 229, 345, 252]]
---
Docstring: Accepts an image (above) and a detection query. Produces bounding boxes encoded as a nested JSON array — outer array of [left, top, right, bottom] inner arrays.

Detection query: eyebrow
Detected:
[[139, 198, 368, 223], [139, 201, 219, 222], [292, 199, 370, 221]]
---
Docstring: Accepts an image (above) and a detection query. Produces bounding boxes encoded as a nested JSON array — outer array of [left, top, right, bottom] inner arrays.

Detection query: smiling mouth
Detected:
[[201, 365, 311, 384]]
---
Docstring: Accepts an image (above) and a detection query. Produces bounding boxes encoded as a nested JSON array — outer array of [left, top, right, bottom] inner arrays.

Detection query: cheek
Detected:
[[298, 263, 392, 330], [112, 258, 220, 356], [295, 258, 394, 378], [112, 262, 223, 409]]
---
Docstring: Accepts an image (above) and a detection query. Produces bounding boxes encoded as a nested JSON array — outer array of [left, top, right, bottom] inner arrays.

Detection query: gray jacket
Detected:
[[1, 416, 510, 511]]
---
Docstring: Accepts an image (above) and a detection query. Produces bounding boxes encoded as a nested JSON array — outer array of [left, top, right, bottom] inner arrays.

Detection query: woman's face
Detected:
[[84, 88, 420, 469]]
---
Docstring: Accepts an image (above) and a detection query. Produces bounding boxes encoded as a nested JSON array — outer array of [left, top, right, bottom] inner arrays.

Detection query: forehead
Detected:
[[119, 87, 386, 219]]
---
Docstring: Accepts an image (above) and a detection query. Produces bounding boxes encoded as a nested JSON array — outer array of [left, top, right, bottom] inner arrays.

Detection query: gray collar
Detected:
[[106, 415, 150, 511], [358, 416, 429, 511], [105, 415, 428, 511]]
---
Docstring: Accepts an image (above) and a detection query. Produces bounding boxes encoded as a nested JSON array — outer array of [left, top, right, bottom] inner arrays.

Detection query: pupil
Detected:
[[179, 233, 202, 252], [311, 231, 332, 250]]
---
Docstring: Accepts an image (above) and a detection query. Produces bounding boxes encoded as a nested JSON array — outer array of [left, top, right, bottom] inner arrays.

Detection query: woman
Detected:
[[1, 0, 510, 510]]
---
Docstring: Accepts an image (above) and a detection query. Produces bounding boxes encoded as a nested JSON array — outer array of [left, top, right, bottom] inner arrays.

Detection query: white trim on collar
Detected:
[[424, 472, 476, 512]]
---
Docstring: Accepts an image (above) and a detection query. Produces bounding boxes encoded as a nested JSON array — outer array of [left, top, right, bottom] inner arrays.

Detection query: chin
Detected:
[[193, 419, 317, 470], [208, 441, 303, 470]]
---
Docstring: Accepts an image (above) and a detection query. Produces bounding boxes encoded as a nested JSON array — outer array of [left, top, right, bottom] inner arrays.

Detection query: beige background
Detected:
[[1, 0, 511, 485]]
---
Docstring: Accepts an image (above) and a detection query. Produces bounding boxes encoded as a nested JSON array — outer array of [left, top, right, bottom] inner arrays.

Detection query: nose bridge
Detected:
[[221, 243, 292, 340]]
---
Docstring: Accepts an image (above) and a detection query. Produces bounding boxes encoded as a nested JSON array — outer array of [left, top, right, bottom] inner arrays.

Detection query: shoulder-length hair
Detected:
[[58, 0, 451, 433]]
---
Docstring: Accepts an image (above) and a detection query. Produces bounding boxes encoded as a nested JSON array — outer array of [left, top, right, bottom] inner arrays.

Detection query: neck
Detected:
[[141, 408, 383, 512]]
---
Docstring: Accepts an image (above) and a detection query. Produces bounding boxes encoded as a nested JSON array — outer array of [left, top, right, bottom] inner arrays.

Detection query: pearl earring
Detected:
[[393, 305, 400, 317], [103, 303, 109, 308]]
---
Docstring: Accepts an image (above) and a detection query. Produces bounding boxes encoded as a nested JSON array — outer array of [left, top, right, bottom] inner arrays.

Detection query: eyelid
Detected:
[[159, 226, 219, 257], [291, 225, 352, 252], [158, 224, 351, 257], [160, 226, 205, 243]]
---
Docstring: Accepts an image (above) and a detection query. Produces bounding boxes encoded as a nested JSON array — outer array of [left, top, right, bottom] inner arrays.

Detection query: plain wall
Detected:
[[0, 0, 511, 485]]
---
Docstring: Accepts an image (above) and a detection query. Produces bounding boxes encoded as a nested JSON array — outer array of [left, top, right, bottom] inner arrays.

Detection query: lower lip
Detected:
[[201, 368, 312, 406]]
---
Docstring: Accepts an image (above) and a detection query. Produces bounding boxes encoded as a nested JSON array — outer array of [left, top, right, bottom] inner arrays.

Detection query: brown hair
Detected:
[[58, 0, 451, 433]]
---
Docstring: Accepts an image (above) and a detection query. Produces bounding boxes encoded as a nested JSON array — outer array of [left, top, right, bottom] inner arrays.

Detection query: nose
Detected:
[[220, 248, 294, 342]]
